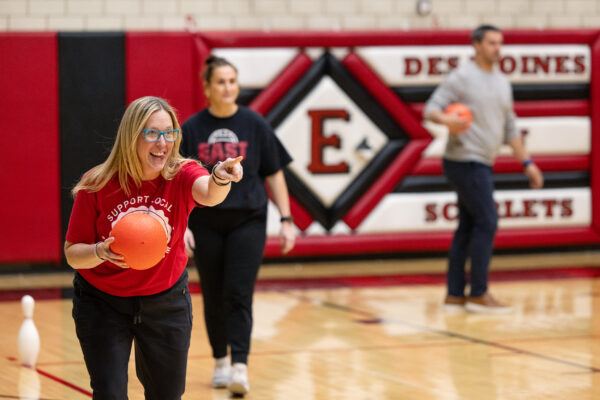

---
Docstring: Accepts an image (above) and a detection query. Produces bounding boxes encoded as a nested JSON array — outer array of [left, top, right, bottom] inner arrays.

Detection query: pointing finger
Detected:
[[222, 157, 244, 175], [227, 156, 244, 166]]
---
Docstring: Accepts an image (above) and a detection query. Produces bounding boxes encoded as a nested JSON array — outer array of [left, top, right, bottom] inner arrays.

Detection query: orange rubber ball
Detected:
[[444, 103, 473, 123], [109, 213, 168, 270]]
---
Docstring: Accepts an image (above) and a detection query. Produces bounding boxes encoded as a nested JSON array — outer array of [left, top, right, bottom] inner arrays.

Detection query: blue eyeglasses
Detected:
[[141, 129, 180, 142]]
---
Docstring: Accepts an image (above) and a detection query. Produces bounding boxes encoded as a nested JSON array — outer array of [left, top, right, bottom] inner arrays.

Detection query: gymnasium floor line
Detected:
[[22, 328, 600, 370], [280, 288, 600, 374], [25, 326, 599, 364], [3, 249, 600, 290], [6, 322, 598, 399], [4, 357, 92, 399], [35, 367, 92, 397], [0, 279, 599, 400], [187, 333, 600, 360], [2, 265, 600, 303]]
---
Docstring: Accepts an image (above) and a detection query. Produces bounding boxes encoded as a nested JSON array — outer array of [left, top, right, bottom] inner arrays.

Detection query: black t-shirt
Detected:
[[181, 106, 292, 211]]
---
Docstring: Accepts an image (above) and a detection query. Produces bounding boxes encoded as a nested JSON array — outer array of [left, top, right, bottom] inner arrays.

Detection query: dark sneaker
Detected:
[[466, 293, 514, 314]]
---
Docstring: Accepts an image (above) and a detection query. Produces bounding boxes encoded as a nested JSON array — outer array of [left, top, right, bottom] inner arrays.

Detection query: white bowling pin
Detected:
[[18, 295, 40, 367]]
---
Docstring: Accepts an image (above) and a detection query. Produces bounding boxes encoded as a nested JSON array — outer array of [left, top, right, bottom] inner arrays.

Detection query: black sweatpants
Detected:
[[189, 208, 267, 365], [72, 270, 193, 400]]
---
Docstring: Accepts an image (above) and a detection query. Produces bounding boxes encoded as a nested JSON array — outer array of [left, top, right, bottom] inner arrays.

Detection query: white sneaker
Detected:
[[228, 363, 250, 395], [211, 357, 230, 388]]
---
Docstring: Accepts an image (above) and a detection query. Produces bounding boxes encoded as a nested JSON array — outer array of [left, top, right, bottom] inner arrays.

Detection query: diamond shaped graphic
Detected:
[[277, 76, 390, 206], [267, 53, 409, 230]]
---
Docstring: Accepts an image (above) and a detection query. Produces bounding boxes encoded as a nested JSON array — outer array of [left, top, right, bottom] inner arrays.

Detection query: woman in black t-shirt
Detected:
[[181, 56, 295, 396]]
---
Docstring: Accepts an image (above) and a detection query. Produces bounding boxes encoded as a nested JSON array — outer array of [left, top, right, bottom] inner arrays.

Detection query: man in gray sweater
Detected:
[[424, 24, 543, 314]]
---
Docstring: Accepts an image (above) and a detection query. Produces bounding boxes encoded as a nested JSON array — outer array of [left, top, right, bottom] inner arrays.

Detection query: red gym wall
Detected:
[[1, 29, 599, 265], [0, 33, 61, 263]]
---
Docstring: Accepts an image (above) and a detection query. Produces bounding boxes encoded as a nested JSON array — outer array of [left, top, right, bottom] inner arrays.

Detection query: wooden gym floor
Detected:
[[1, 251, 600, 399]]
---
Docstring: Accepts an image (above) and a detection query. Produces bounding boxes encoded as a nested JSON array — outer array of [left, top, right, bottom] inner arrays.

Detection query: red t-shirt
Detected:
[[66, 161, 209, 296]]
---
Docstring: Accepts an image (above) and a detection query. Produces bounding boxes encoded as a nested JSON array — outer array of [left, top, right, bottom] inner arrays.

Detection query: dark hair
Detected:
[[471, 24, 501, 43], [202, 55, 238, 83]]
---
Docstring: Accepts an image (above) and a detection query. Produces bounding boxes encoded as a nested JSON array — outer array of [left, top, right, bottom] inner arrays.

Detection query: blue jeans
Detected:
[[443, 159, 498, 297]]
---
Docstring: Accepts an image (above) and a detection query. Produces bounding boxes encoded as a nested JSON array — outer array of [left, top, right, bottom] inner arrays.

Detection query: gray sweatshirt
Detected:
[[423, 61, 519, 166]]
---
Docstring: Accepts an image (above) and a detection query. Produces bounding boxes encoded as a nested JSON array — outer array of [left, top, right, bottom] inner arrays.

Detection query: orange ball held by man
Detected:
[[445, 103, 473, 123], [109, 213, 168, 270]]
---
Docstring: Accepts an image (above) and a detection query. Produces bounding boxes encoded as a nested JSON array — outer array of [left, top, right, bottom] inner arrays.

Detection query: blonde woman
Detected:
[[64, 96, 243, 400]]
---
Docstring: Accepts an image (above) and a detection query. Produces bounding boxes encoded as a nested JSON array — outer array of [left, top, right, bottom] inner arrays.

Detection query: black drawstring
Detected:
[[132, 284, 186, 324], [133, 297, 142, 324]]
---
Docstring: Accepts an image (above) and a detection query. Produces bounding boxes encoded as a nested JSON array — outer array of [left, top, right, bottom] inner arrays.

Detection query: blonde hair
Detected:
[[72, 96, 189, 196]]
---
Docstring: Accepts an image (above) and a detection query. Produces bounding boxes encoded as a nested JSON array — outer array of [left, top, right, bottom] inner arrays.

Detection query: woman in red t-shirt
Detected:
[[64, 96, 243, 400]]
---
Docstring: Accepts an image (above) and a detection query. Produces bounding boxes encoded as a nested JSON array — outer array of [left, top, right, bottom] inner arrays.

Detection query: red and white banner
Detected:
[[357, 45, 590, 85], [194, 30, 600, 257]]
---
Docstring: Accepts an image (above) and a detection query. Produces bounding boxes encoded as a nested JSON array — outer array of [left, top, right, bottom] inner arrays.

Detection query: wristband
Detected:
[[95, 242, 107, 261], [211, 173, 231, 186], [211, 161, 231, 186], [280, 216, 293, 223], [522, 158, 533, 168]]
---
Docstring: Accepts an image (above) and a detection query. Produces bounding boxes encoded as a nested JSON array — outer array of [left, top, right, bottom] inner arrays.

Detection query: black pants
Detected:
[[443, 159, 498, 297], [72, 270, 193, 400], [189, 208, 267, 365]]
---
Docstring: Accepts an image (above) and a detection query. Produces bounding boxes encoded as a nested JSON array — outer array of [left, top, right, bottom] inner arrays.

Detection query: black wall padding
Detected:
[[238, 89, 261, 106], [59, 32, 126, 245], [392, 83, 590, 103], [394, 171, 589, 193]]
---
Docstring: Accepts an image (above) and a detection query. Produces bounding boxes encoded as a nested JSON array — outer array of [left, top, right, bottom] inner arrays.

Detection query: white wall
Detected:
[[1, 0, 599, 32]]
